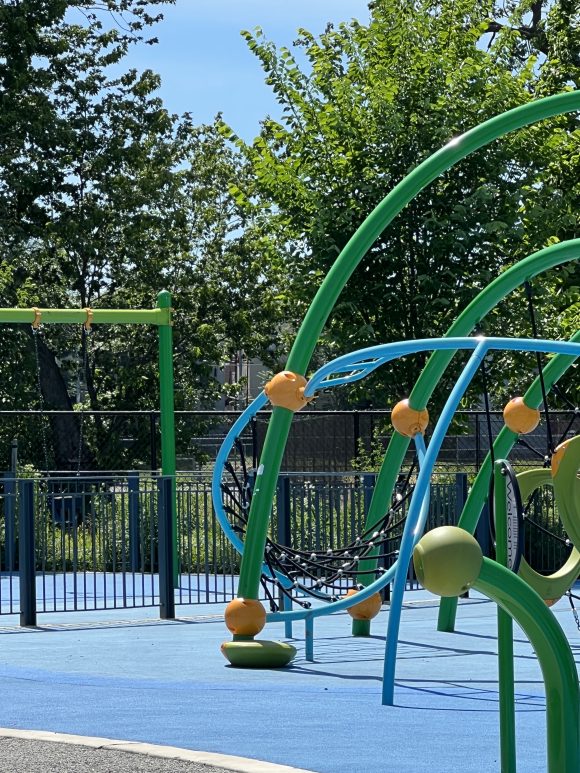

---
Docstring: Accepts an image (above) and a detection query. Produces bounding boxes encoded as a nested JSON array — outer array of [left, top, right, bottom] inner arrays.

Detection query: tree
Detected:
[[0, 1, 285, 470], [221, 0, 579, 411]]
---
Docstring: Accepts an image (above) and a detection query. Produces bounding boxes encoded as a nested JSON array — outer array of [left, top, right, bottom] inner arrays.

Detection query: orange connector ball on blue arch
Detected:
[[264, 371, 311, 412], [391, 398, 429, 437]]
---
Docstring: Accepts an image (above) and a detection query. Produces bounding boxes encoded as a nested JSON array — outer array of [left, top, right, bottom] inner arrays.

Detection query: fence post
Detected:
[[276, 475, 292, 638], [276, 475, 292, 548], [128, 471, 140, 572], [158, 475, 175, 620], [149, 412, 158, 472], [251, 416, 258, 470], [362, 473, 376, 519], [4, 472, 16, 571], [19, 479, 36, 627], [10, 438, 17, 474], [454, 473, 468, 524]]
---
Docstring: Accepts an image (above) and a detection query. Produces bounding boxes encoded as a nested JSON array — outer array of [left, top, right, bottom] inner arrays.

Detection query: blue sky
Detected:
[[125, 0, 371, 141]]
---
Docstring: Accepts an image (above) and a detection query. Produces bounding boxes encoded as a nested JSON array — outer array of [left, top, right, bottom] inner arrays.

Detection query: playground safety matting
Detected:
[[0, 588, 578, 773]]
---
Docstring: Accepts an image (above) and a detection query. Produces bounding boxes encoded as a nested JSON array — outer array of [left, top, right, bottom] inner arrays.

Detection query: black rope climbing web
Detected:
[[221, 439, 416, 612]]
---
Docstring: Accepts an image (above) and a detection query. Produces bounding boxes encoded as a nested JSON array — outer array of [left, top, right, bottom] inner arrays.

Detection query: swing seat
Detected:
[[46, 483, 85, 527]]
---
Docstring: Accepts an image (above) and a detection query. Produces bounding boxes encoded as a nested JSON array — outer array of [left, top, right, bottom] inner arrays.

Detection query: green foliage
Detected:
[[352, 420, 392, 472], [0, 2, 285, 469], [0, 1, 577, 474], [223, 0, 579, 410]]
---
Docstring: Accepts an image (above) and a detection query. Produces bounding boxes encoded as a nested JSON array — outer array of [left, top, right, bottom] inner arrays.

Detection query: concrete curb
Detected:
[[0, 729, 317, 773]]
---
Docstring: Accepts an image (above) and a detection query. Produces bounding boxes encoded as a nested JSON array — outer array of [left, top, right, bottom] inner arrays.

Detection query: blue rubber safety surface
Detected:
[[0, 588, 578, 773]]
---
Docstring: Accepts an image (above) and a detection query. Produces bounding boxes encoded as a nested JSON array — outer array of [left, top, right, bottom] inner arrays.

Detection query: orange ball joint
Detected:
[[391, 398, 429, 437], [503, 397, 540, 435], [264, 371, 311, 412], [224, 598, 266, 637], [344, 588, 382, 621]]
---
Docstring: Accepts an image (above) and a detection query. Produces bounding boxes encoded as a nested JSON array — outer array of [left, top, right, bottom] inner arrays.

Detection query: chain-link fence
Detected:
[[0, 408, 577, 474]]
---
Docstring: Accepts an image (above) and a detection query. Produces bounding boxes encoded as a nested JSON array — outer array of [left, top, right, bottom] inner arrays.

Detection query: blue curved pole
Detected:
[[267, 435, 429, 623], [212, 391, 268, 556], [304, 337, 580, 395], [212, 337, 580, 622], [382, 338, 490, 705]]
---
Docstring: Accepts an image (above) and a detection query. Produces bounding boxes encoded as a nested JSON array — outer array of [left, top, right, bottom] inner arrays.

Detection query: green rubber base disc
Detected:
[[221, 639, 297, 668]]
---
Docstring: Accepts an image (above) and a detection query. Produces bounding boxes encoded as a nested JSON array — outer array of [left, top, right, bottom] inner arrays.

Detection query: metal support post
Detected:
[[19, 479, 37, 627], [158, 476, 175, 620], [128, 472, 140, 572]]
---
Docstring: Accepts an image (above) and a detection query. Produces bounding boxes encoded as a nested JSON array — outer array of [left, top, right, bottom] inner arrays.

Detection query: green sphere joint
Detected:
[[413, 526, 483, 597]]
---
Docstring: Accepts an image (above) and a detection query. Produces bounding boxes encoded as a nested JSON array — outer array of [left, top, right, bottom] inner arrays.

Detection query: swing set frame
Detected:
[[0, 289, 177, 569]]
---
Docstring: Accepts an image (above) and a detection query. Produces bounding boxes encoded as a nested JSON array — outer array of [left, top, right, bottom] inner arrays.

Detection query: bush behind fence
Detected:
[[0, 469, 569, 619]]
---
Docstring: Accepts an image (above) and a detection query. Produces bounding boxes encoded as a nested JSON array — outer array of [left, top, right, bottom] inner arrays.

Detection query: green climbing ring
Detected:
[[517, 467, 580, 602]]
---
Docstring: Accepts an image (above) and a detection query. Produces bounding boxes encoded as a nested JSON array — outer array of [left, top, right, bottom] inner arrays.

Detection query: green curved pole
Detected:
[[437, 325, 580, 632], [355, 240, 580, 631], [494, 461, 516, 773], [475, 559, 580, 773], [237, 91, 580, 602]]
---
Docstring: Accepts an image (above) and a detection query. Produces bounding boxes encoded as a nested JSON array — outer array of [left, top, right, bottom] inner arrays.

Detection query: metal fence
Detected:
[[0, 470, 570, 623], [1, 408, 578, 474]]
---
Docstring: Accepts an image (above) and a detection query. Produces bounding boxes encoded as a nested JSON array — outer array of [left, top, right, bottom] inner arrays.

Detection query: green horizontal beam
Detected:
[[0, 306, 172, 326]]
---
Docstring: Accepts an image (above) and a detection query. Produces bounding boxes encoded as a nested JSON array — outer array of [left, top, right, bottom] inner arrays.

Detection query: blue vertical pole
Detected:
[[19, 479, 36, 627], [382, 340, 489, 705], [282, 593, 293, 639], [305, 613, 314, 661]]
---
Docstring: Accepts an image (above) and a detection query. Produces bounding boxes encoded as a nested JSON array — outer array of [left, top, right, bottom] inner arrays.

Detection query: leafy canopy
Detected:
[[222, 0, 579, 409]]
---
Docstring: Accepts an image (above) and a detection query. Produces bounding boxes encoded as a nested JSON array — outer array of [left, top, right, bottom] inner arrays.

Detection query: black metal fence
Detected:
[[0, 469, 570, 623], [1, 408, 578, 474]]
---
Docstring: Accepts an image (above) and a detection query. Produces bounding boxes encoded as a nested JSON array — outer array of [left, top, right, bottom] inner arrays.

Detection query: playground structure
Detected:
[[0, 94, 577, 773], [213, 91, 580, 771]]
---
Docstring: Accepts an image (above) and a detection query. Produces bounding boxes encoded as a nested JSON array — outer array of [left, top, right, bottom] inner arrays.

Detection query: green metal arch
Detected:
[[237, 91, 580, 601], [358, 241, 580, 588], [438, 325, 580, 631]]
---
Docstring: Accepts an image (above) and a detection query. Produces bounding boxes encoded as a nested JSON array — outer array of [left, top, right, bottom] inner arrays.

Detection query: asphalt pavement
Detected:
[[0, 732, 311, 773]]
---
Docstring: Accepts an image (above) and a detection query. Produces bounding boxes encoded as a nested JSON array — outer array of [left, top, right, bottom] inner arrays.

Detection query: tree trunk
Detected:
[[26, 327, 95, 471]]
